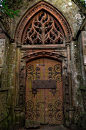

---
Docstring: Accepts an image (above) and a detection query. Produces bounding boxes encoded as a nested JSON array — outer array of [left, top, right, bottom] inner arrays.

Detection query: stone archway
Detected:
[[15, 1, 72, 44], [14, 1, 73, 126]]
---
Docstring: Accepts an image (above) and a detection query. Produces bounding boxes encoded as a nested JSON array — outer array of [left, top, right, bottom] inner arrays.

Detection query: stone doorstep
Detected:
[[19, 125, 71, 130]]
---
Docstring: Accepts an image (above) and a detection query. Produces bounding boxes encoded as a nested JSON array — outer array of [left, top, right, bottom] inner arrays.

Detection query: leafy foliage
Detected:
[[0, 0, 20, 18], [0, 0, 86, 19], [74, 0, 86, 6], [80, 0, 86, 6]]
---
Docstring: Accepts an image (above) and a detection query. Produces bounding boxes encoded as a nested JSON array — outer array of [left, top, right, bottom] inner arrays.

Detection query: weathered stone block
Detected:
[[25, 119, 40, 128]]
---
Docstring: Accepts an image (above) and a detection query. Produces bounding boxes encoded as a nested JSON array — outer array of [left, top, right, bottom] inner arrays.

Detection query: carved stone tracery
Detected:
[[22, 11, 64, 45], [15, 1, 72, 44]]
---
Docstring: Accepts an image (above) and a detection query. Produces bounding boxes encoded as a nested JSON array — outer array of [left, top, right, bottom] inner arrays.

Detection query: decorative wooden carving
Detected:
[[48, 100, 63, 121], [19, 64, 25, 110], [21, 51, 65, 62], [26, 100, 63, 122], [23, 11, 64, 45], [15, 1, 72, 44], [64, 74, 70, 109], [48, 64, 62, 82], [26, 64, 40, 82]]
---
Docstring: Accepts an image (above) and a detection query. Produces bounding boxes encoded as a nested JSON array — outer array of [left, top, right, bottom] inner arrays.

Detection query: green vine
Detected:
[[0, 0, 21, 18]]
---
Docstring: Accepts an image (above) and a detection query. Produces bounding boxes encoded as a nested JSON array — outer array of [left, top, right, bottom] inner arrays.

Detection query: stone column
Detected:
[[66, 42, 74, 123], [15, 42, 21, 128], [0, 39, 5, 75], [71, 41, 79, 107], [15, 42, 21, 106], [70, 40, 84, 125]]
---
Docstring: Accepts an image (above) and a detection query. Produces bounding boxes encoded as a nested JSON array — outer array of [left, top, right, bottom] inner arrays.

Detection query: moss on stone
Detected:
[[76, 112, 86, 130]]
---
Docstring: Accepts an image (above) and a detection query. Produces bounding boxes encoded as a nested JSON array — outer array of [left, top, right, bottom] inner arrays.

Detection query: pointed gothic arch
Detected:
[[14, 1, 73, 126], [15, 1, 72, 44]]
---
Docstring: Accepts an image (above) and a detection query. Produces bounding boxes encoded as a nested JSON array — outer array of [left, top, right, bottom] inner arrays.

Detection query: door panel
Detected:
[[26, 58, 63, 125]]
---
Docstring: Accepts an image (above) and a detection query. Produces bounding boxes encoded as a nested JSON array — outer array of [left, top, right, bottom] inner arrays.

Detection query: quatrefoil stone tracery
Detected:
[[23, 11, 64, 45]]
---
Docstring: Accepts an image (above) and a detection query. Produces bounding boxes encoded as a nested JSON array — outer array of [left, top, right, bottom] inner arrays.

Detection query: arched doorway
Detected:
[[26, 58, 63, 124], [15, 1, 72, 126]]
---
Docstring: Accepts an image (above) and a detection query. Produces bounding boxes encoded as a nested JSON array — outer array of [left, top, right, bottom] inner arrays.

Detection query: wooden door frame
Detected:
[[18, 48, 71, 125]]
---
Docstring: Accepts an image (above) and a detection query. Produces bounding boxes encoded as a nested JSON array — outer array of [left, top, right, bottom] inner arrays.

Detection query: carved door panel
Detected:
[[26, 58, 63, 125]]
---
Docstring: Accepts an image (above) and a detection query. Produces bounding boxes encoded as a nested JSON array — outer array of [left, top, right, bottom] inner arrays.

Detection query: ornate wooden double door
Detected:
[[26, 58, 63, 125]]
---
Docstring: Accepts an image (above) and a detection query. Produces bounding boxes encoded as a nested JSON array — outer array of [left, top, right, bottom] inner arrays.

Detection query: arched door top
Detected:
[[15, 1, 72, 44], [21, 51, 65, 63]]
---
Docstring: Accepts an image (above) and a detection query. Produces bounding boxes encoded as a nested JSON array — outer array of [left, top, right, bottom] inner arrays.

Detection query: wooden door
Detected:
[[26, 58, 63, 125]]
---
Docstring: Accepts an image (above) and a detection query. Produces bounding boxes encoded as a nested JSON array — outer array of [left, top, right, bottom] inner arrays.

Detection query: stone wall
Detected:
[[3, 0, 84, 39], [74, 28, 86, 130], [0, 27, 9, 129], [0, 0, 86, 129], [0, 34, 16, 129]]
